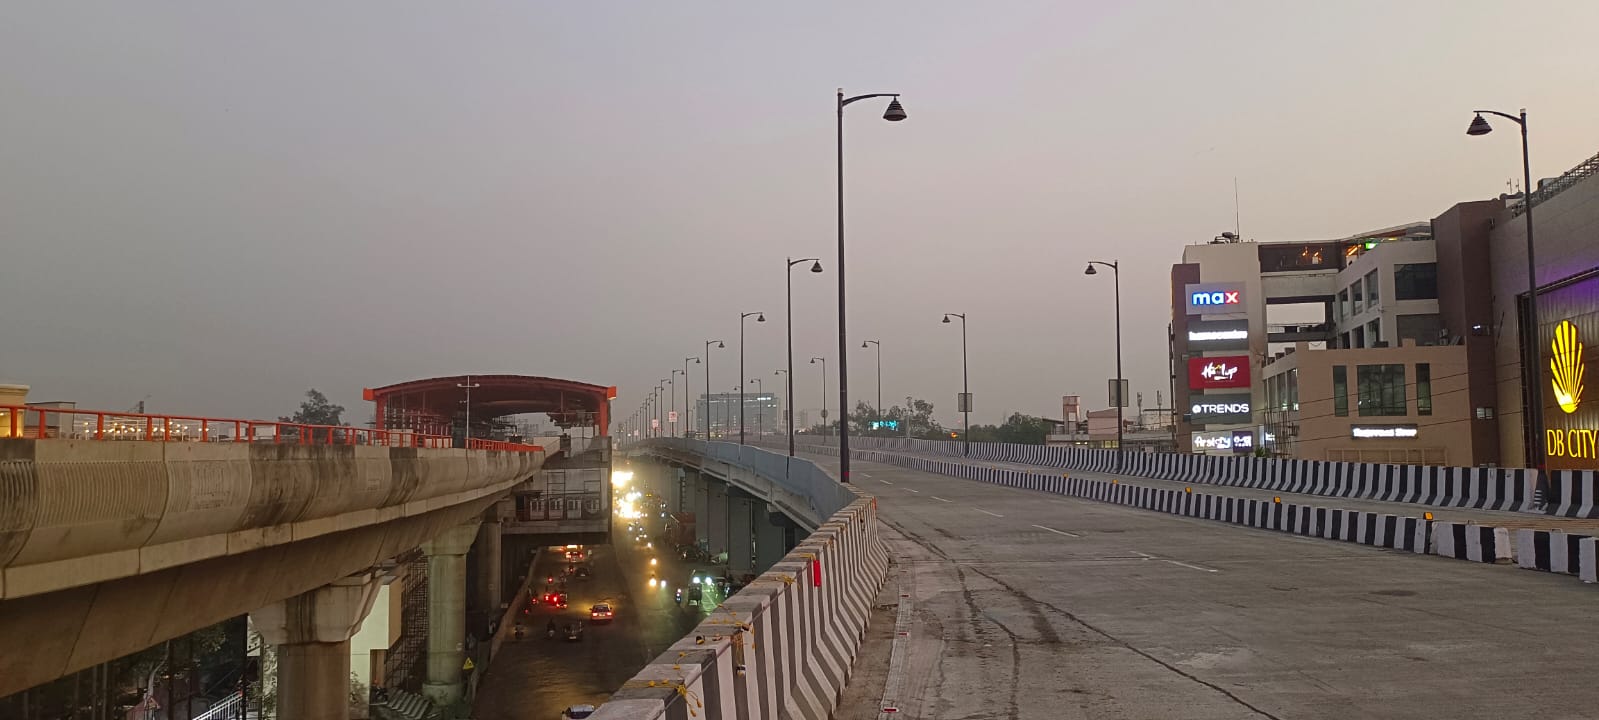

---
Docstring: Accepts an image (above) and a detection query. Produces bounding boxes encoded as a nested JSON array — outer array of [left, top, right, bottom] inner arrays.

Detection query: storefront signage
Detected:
[[1185, 282, 1246, 316], [1192, 430, 1255, 453], [1351, 425, 1418, 439], [1539, 275, 1599, 470], [1187, 355, 1251, 390], [1186, 319, 1250, 349], [1189, 393, 1251, 425]]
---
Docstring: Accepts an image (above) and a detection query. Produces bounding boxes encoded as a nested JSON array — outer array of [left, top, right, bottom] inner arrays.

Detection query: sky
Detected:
[[4, 1, 1599, 430]]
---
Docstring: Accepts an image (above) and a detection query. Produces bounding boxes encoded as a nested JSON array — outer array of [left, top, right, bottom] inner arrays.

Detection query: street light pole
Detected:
[[861, 340, 882, 420], [786, 258, 823, 456], [669, 371, 682, 437], [837, 89, 907, 483], [941, 315, 969, 456], [456, 375, 480, 449], [749, 377, 764, 440], [1467, 109, 1546, 482], [739, 312, 766, 445], [810, 357, 828, 437], [704, 340, 724, 439], [1085, 261, 1124, 472], [659, 380, 669, 438], [683, 357, 699, 438]]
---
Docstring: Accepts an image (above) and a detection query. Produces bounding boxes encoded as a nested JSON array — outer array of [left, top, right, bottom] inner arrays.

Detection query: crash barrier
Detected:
[[594, 441, 888, 720], [788, 435, 1545, 514]]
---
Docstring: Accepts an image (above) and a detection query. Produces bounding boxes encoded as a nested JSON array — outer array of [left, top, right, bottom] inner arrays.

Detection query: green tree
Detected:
[[848, 397, 944, 439], [967, 412, 1053, 445], [279, 389, 346, 443]]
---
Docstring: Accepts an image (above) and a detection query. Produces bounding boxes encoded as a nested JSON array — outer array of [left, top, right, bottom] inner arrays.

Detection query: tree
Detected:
[[279, 389, 346, 443], [848, 397, 944, 439], [966, 412, 1053, 445]]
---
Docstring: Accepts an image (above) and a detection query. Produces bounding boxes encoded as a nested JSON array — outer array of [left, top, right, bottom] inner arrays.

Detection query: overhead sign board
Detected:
[[1185, 282, 1247, 316], [1351, 425, 1418, 439], [1187, 355, 1251, 390], [1186, 319, 1250, 350], [1190, 393, 1252, 425]]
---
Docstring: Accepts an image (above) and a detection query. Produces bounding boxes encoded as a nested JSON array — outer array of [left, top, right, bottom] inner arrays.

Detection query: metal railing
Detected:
[[466, 438, 546, 452], [1512, 147, 1599, 218]]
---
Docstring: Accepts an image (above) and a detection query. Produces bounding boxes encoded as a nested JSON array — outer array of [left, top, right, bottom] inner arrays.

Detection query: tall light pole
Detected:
[[861, 340, 882, 421], [787, 258, 823, 456], [457, 375, 480, 448], [810, 357, 828, 437], [704, 340, 724, 439], [837, 88, 908, 483], [941, 315, 970, 456], [1085, 260, 1124, 472], [739, 311, 766, 445], [749, 377, 765, 440], [670, 370, 684, 437], [658, 380, 669, 438], [683, 357, 700, 437], [774, 370, 788, 444], [1467, 109, 1546, 480]]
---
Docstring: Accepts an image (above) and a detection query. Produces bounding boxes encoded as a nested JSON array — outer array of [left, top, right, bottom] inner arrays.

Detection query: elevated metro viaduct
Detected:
[[0, 375, 615, 717]]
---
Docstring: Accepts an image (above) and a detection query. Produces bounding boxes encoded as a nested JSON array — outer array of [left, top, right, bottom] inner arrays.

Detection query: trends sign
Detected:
[[1189, 393, 1252, 425], [1185, 282, 1246, 316], [1187, 355, 1251, 390]]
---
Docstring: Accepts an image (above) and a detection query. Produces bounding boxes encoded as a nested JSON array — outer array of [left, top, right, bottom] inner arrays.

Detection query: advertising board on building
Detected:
[[1189, 393, 1252, 425], [1351, 425, 1418, 439], [1187, 355, 1251, 390], [1540, 271, 1599, 469], [1190, 429, 1255, 453], [1186, 319, 1250, 350], [1184, 282, 1246, 316]]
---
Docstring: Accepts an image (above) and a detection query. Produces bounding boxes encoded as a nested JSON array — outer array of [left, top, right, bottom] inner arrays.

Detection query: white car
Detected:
[[562, 705, 597, 719]]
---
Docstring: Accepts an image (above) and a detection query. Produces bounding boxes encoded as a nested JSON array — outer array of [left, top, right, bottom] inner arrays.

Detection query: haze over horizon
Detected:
[[4, 1, 1599, 428]]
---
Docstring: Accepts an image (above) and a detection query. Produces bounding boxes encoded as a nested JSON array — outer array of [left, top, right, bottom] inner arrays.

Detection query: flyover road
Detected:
[[473, 520, 708, 719], [828, 455, 1599, 720]]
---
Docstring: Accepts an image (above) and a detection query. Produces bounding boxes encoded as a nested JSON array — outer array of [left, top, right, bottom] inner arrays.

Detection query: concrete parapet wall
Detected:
[[596, 444, 888, 720], [0, 439, 544, 600]]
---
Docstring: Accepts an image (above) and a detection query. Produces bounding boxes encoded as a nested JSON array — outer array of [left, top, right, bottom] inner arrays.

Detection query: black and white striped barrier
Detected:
[[1431, 522, 1513, 563], [594, 492, 888, 720], [1514, 529, 1598, 581]]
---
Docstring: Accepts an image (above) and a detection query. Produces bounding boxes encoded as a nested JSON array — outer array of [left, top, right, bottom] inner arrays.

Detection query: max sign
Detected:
[[1185, 282, 1246, 316], [1187, 355, 1251, 390]]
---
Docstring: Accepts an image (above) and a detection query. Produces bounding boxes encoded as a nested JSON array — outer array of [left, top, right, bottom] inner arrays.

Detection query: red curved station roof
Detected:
[[365, 375, 616, 436]]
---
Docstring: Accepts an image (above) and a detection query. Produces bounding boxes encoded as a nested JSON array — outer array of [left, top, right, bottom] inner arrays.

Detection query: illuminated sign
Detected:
[[1189, 393, 1251, 425], [1350, 425, 1418, 439], [1187, 355, 1251, 390], [1231, 430, 1254, 453], [1551, 320, 1584, 414], [1186, 319, 1249, 350], [1185, 282, 1246, 316], [1192, 430, 1255, 453], [870, 420, 900, 430]]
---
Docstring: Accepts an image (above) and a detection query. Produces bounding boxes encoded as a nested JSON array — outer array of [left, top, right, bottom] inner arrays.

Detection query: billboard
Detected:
[[1186, 319, 1250, 350], [1191, 429, 1255, 453], [1189, 393, 1252, 425], [1351, 425, 1418, 439], [1185, 282, 1246, 316], [1187, 355, 1251, 390], [1539, 272, 1599, 469]]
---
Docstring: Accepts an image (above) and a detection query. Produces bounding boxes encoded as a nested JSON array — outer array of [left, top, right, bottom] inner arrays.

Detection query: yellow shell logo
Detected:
[[1550, 320, 1584, 414]]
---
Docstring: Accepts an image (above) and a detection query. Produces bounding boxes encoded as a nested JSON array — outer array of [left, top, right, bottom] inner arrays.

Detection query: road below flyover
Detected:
[[825, 455, 1599, 720], [473, 517, 715, 718]]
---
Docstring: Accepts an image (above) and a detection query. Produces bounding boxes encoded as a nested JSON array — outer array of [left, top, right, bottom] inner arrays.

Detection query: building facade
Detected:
[[696, 392, 781, 439]]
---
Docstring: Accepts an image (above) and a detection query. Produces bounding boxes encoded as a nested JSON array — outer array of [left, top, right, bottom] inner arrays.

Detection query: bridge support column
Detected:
[[421, 521, 481, 708], [728, 495, 755, 577], [755, 503, 789, 571], [474, 503, 507, 618], [692, 472, 710, 550], [707, 480, 729, 556], [251, 571, 382, 720]]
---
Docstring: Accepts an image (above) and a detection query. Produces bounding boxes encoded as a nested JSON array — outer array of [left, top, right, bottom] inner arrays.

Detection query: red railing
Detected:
[[0, 405, 459, 448], [466, 438, 546, 453]]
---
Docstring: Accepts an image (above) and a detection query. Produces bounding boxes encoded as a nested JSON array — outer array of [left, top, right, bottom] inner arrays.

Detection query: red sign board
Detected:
[[1188, 356, 1251, 390]]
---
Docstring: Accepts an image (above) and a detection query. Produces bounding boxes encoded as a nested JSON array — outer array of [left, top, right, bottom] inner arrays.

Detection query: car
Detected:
[[561, 704, 597, 719], [589, 603, 614, 622], [564, 622, 585, 641], [574, 566, 592, 580]]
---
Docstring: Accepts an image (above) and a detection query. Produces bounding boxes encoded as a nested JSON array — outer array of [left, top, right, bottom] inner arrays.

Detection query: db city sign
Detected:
[[1189, 393, 1252, 425], [1187, 355, 1251, 390], [1185, 282, 1246, 316], [1539, 272, 1599, 469]]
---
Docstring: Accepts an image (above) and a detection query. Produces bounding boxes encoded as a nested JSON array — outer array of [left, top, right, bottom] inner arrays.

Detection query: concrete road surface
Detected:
[[473, 525, 707, 719], [832, 455, 1599, 720]]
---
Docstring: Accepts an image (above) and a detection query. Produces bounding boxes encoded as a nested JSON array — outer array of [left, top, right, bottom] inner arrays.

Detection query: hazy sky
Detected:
[[4, 2, 1599, 428]]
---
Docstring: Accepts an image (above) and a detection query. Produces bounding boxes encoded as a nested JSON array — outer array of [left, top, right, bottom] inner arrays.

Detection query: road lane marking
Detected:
[[1031, 524, 1080, 538], [859, 473, 872, 478], [977, 508, 1004, 517], [878, 478, 895, 485], [1164, 559, 1219, 573], [929, 495, 952, 503], [905, 488, 921, 493]]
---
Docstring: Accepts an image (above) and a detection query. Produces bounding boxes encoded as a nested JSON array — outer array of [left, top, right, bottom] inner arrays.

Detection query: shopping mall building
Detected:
[[1171, 149, 1599, 469]]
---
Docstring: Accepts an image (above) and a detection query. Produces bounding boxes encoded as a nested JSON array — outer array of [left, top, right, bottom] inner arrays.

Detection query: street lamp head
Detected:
[[810, 260, 823, 273], [861, 341, 869, 348], [756, 313, 766, 323], [1466, 113, 1493, 136], [1083, 263, 1098, 275], [942, 315, 952, 324], [883, 97, 907, 122], [811, 357, 823, 364]]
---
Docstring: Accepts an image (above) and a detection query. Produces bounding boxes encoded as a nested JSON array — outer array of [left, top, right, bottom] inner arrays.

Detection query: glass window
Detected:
[[1417, 363, 1432, 416], [1366, 319, 1381, 346], [1365, 270, 1379, 311], [1333, 366, 1348, 417], [1337, 289, 1348, 320], [1351, 282, 1364, 311], [1394, 263, 1438, 300], [1357, 364, 1407, 417], [1397, 314, 1444, 346], [1289, 367, 1299, 411]]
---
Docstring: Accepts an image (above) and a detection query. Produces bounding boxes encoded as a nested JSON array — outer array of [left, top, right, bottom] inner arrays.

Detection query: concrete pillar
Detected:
[[421, 522, 480, 707], [755, 503, 788, 571], [693, 472, 711, 549], [669, 465, 684, 514], [475, 505, 506, 613], [728, 496, 755, 577], [252, 572, 382, 720], [706, 480, 729, 555]]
